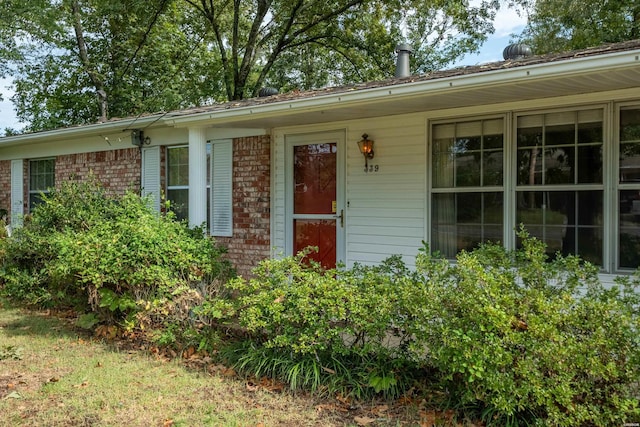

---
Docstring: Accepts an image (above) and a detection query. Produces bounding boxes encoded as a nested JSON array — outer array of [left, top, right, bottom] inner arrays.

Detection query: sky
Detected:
[[0, 6, 527, 134]]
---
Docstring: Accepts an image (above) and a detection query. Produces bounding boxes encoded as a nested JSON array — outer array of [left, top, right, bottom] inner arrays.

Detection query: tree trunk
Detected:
[[70, 0, 108, 122]]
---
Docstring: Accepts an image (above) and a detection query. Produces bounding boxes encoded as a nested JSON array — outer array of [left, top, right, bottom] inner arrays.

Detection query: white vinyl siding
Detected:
[[347, 117, 427, 266], [10, 159, 23, 227], [141, 146, 161, 212]]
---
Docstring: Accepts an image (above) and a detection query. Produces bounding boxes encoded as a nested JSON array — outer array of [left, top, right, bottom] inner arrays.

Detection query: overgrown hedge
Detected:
[[1, 179, 639, 426], [219, 234, 640, 426], [0, 177, 235, 346]]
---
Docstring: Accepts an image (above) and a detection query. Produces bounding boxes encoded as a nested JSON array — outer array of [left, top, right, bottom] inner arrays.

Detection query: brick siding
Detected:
[[55, 148, 141, 195], [0, 160, 10, 221], [216, 135, 271, 278], [6, 139, 271, 278]]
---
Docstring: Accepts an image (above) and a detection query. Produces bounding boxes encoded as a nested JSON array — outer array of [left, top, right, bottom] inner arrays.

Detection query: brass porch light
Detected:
[[357, 133, 374, 170]]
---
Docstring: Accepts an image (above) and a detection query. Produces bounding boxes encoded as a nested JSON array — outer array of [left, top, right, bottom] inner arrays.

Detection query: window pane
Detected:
[[294, 143, 336, 215], [620, 108, 640, 183], [620, 143, 640, 183], [517, 147, 542, 185], [433, 119, 504, 189], [545, 123, 574, 145], [167, 147, 189, 186], [167, 188, 188, 221], [432, 192, 503, 258], [518, 111, 603, 186], [432, 138, 455, 188], [483, 150, 503, 186], [578, 121, 602, 144], [577, 146, 602, 183], [620, 109, 640, 142], [516, 190, 602, 265], [619, 189, 640, 269], [455, 141, 481, 187], [294, 219, 336, 269], [544, 146, 574, 184]]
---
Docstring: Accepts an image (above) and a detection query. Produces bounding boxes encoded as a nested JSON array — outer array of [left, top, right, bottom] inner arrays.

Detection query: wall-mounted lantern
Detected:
[[131, 129, 150, 147], [357, 133, 375, 171]]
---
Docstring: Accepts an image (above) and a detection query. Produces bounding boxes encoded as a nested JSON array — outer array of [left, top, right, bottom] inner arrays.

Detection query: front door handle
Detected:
[[334, 209, 344, 227]]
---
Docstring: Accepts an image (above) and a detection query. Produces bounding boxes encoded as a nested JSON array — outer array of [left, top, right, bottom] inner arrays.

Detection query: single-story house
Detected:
[[2, 39, 640, 280]]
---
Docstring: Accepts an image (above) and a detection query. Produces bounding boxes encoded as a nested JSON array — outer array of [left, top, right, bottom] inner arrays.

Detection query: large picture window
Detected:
[[431, 118, 504, 258], [516, 110, 604, 265], [618, 107, 640, 269], [430, 108, 615, 269], [29, 158, 55, 210]]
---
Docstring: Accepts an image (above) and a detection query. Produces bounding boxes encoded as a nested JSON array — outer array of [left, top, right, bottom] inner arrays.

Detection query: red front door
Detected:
[[293, 142, 338, 268]]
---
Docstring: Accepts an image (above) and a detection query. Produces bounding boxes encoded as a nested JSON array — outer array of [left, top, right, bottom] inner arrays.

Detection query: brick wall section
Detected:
[[216, 135, 271, 278], [0, 160, 10, 220], [55, 148, 141, 195]]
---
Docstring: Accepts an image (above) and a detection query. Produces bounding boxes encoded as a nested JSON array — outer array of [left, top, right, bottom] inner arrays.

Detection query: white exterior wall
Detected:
[[272, 113, 428, 268], [272, 88, 640, 271], [345, 116, 426, 267]]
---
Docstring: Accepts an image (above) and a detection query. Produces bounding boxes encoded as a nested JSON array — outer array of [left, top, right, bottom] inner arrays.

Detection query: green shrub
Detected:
[[0, 177, 235, 343], [221, 249, 425, 398], [224, 232, 640, 424], [415, 230, 640, 426]]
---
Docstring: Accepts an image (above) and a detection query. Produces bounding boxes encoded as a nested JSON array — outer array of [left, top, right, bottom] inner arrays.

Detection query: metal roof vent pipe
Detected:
[[394, 43, 413, 78], [503, 42, 533, 60], [258, 87, 279, 97]]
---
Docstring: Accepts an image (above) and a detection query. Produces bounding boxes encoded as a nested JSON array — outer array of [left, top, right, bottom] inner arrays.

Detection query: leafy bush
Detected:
[[220, 249, 425, 398], [223, 232, 640, 425], [413, 231, 640, 426], [0, 177, 235, 345]]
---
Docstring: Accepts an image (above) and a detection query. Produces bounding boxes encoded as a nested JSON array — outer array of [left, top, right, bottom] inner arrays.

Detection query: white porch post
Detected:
[[188, 127, 208, 228]]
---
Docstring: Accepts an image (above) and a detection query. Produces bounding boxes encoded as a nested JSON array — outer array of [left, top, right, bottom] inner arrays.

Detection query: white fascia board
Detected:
[[164, 49, 640, 127], [0, 114, 165, 147]]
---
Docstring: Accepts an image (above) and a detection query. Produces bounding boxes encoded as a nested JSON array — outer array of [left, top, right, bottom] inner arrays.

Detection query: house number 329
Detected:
[[364, 165, 379, 173]]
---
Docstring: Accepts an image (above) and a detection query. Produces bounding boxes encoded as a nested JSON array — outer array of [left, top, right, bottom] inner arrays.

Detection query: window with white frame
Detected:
[[166, 146, 190, 221], [618, 107, 640, 269], [161, 140, 232, 236], [29, 158, 55, 210], [516, 109, 604, 266], [428, 107, 640, 272], [431, 118, 505, 258]]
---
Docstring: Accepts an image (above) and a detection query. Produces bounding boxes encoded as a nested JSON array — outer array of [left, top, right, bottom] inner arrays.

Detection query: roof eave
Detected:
[[164, 48, 640, 127], [0, 114, 165, 147]]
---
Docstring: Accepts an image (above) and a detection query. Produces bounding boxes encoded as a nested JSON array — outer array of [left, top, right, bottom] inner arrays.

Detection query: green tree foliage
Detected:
[[1, 0, 507, 131], [3, 0, 220, 131], [515, 0, 640, 54]]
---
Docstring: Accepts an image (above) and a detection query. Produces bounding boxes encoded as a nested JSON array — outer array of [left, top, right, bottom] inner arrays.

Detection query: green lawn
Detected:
[[0, 302, 431, 427]]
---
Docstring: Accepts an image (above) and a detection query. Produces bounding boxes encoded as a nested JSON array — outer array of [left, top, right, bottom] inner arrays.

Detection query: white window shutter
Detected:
[[10, 159, 24, 227], [211, 140, 233, 236], [141, 146, 161, 212]]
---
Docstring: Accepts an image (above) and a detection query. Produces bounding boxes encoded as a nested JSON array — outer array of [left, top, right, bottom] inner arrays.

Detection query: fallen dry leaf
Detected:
[[354, 415, 376, 426], [372, 404, 389, 414]]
